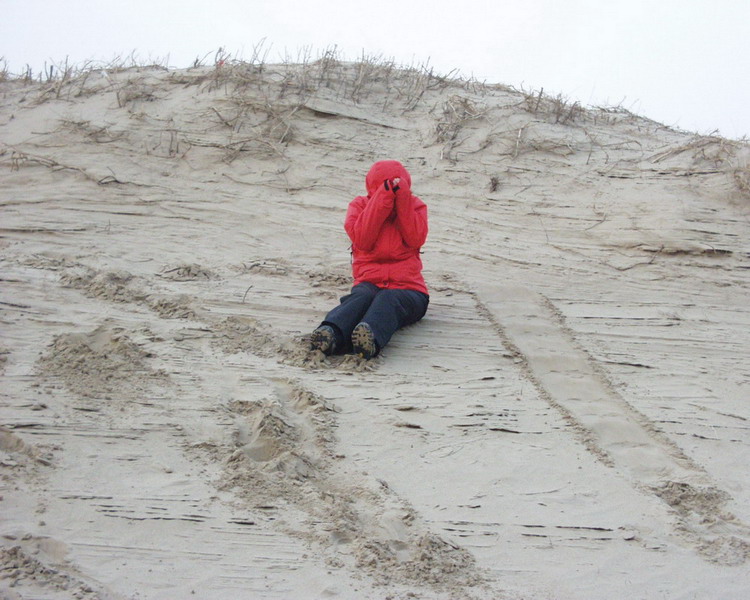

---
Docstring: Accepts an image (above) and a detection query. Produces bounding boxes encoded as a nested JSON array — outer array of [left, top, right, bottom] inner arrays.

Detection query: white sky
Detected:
[[3, 0, 749, 139]]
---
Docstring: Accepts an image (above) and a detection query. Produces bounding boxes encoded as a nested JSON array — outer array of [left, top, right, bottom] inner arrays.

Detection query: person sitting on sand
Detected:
[[310, 160, 429, 359]]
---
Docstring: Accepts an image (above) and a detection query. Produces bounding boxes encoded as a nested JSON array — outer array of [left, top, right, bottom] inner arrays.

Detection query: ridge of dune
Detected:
[[1, 59, 749, 599]]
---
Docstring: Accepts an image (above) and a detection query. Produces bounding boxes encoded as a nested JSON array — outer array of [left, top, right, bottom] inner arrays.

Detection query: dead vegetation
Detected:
[[436, 95, 486, 144], [648, 133, 750, 198], [115, 79, 158, 107], [59, 119, 127, 144], [3, 47, 747, 189], [166, 44, 468, 114], [185, 94, 299, 162], [508, 123, 580, 159], [0, 53, 170, 104], [158, 47, 474, 162], [434, 95, 490, 161], [649, 133, 740, 166], [5, 148, 101, 182], [521, 87, 584, 125], [0, 48, 592, 169]]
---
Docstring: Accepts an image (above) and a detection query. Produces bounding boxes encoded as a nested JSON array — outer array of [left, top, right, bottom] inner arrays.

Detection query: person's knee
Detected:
[[413, 292, 429, 320], [398, 291, 429, 325], [368, 289, 420, 327]]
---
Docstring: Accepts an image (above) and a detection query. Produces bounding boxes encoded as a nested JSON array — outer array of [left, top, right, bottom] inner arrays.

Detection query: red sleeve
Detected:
[[394, 191, 428, 249], [344, 188, 395, 251]]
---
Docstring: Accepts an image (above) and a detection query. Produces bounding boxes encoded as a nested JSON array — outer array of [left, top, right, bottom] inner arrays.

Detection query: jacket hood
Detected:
[[365, 160, 412, 197]]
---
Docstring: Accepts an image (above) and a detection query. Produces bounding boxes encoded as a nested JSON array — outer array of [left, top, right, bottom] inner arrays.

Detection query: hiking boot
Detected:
[[352, 322, 378, 359], [310, 325, 337, 355]]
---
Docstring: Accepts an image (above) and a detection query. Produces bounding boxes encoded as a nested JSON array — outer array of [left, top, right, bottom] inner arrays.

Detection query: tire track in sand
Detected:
[[475, 283, 750, 565]]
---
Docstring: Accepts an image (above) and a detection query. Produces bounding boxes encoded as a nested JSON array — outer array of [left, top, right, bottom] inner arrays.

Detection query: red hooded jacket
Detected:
[[345, 161, 428, 295]]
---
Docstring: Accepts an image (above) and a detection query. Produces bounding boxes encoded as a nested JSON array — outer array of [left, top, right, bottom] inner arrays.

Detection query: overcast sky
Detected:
[[3, 0, 749, 139]]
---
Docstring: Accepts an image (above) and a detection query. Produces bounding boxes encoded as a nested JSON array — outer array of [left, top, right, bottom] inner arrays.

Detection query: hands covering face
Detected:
[[383, 177, 401, 192], [384, 177, 411, 199]]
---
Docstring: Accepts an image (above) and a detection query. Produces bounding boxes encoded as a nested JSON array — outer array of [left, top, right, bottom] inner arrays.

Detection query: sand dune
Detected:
[[1, 59, 749, 599]]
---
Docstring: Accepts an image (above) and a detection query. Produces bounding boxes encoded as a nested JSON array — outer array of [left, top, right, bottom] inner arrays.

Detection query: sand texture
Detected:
[[1, 60, 749, 599]]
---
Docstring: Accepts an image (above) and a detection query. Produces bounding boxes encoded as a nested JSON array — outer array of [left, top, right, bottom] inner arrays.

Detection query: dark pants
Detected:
[[321, 282, 429, 353]]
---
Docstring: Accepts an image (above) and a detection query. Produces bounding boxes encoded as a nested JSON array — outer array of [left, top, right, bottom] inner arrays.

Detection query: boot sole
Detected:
[[352, 323, 377, 359], [310, 327, 335, 354]]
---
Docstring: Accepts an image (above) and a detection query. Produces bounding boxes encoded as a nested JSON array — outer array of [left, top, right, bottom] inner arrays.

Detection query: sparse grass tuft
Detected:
[[649, 133, 750, 198], [436, 95, 485, 144], [350, 51, 396, 102], [434, 95, 488, 161], [649, 133, 737, 167], [0, 53, 170, 104], [521, 87, 584, 125], [115, 79, 158, 108], [313, 45, 342, 89], [59, 119, 127, 144]]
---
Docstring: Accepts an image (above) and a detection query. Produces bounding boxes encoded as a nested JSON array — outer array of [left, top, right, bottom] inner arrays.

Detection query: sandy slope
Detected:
[[1, 61, 749, 599]]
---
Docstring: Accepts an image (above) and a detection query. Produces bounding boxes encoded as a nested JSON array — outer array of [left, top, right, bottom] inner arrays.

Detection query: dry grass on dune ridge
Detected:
[[3, 46, 748, 200]]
